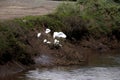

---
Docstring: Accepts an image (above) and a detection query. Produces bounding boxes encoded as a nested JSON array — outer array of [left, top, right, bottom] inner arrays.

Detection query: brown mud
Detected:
[[0, 27, 120, 78], [0, 0, 120, 78]]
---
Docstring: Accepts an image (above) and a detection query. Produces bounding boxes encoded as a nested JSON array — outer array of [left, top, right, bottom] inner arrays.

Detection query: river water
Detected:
[[21, 67, 120, 80], [2, 52, 120, 80], [0, 0, 120, 80]]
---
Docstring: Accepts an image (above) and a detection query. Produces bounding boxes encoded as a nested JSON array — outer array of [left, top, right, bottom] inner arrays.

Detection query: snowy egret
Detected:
[[37, 33, 41, 38], [53, 32, 67, 39], [43, 39, 47, 43], [43, 39, 51, 44], [45, 28, 51, 34], [46, 41, 51, 44], [54, 39, 60, 44]]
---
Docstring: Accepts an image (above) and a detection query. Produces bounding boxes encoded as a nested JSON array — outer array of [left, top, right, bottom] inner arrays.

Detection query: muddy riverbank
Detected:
[[0, 0, 120, 78], [1, 51, 120, 80], [0, 15, 120, 78], [0, 40, 120, 78]]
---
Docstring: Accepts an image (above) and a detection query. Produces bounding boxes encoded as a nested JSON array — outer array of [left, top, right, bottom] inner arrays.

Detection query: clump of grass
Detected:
[[77, 0, 120, 38], [55, 3, 81, 18], [0, 21, 34, 65], [37, 16, 64, 32], [53, 0, 120, 41], [54, 2, 89, 41]]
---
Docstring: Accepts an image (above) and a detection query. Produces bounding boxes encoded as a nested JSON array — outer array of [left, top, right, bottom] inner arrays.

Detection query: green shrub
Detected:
[[55, 3, 81, 18], [54, 2, 89, 41], [77, 0, 120, 37], [0, 21, 34, 65], [55, 0, 120, 39], [37, 16, 64, 32]]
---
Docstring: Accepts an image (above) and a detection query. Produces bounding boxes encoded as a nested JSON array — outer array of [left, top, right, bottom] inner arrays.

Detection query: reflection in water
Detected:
[[1, 52, 120, 80], [18, 53, 120, 80], [22, 67, 120, 80]]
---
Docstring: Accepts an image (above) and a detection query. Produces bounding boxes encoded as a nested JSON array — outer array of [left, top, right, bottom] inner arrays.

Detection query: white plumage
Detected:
[[37, 33, 41, 38], [46, 41, 51, 44], [53, 32, 67, 39], [54, 39, 60, 44], [45, 28, 51, 34], [43, 39, 51, 44], [43, 39, 47, 43]]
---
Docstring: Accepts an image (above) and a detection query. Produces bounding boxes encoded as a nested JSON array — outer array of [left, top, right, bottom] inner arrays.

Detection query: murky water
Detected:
[[21, 67, 120, 80], [1, 52, 119, 80], [1, 51, 120, 80], [5, 66, 120, 80]]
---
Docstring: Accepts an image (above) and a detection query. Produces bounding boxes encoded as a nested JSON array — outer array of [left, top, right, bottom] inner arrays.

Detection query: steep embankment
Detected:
[[0, 16, 120, 77], [0, 0, 120, 77]]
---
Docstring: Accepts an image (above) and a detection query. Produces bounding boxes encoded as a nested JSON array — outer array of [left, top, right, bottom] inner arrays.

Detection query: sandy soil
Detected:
[[0, 0, 62, 19]]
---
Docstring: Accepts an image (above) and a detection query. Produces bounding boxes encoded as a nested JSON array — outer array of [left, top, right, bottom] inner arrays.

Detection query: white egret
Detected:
[[37, 33, 41, 38], [53, 32, 67, 39], [45, 28, 51, 34]]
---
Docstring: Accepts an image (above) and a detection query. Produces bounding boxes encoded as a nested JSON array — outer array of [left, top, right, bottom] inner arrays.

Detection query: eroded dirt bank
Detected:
[[0, 25, 120, 77], [0, 15, 120, 77], [0, 0, 120, 78], [0, 18, 120, 78]]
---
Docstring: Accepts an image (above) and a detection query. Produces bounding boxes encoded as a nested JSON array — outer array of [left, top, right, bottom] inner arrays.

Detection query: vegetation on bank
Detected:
[[0, 0, 120, 65]]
